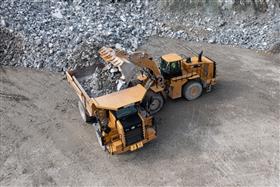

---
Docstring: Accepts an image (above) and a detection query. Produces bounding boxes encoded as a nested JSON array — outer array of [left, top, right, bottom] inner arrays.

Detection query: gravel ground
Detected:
[[0, 38, 279, 186], [0, 0, 279, 71]]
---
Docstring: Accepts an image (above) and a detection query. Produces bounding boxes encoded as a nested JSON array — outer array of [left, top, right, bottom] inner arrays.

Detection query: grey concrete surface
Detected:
[[0, 38, 279, 186]]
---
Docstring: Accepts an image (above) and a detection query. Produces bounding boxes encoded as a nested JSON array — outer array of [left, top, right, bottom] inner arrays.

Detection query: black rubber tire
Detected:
[[127, 79, 142, 88], [183, 81, 203, 101], [143, 92, 164, 115], [78, 101, 95, 123], [152, 117, 158, 136], [93, 122, 106, 151]]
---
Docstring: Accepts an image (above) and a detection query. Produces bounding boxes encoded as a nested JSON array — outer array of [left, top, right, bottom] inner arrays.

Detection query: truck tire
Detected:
[[183, 81, 203, 101], [152, 117, 158, 136], [94, 122, 106, 151], [143, 92, 164, 115], [78, 101, 95, 123]]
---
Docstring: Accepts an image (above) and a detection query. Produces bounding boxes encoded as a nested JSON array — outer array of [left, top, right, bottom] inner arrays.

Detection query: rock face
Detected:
[[0, 28, 24, 66], [0, 0, 161, 71], [157, 0, 280, 51], [0, 0, 279, 71]]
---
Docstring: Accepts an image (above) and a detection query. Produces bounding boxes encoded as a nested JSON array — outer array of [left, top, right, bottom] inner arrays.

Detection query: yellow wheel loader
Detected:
[[66, 66, 156, 154], [98, 47, 217, 115]]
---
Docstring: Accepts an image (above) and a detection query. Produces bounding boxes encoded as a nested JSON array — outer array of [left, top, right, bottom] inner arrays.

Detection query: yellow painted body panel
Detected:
[[93, 84, 147, 111], [162, 53, 183, 62], [108, 127, 156, 154], [105, 112, 156, 154], [150, 85, 164, 93], [169, 77, 188, 99]]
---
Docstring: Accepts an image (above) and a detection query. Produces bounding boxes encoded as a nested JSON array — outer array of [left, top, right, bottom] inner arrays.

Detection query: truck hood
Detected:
[[92, 84, 147, 111]]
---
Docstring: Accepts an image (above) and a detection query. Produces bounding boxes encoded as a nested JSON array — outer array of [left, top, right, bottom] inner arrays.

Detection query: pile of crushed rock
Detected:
[[0, 0, 279, 72], [0, 0, 160, 71], [158, 5, 280, 50], [0, 28, 24, 66], [81, 64, 126, 98]]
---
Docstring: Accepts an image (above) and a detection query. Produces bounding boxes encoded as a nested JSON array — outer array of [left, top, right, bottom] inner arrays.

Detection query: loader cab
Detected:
[[160, 53, 183, 79]]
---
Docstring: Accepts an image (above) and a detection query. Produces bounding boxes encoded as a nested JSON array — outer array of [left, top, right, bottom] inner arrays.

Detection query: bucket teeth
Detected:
[[112, 58, 123, 66], [99, 47, 122, 66]]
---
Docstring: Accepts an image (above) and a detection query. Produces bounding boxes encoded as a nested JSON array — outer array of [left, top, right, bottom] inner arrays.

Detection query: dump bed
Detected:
[[66, 65, 147, 116]]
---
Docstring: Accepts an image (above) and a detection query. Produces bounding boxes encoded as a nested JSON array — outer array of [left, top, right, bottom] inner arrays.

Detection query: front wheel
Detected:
[[143, 92, 164, 115], [78, 101, 95, 123], [93, 122, 106, 151], [183, 81, 203, 101]]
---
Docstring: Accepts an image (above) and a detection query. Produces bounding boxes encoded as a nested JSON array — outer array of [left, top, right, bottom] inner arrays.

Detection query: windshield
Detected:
[[160, 58, 168, 73], [115, 105, 138, 119]]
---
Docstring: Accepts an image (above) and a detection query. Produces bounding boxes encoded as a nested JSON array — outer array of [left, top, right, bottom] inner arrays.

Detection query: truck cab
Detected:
[[92, 86, 157, 154]]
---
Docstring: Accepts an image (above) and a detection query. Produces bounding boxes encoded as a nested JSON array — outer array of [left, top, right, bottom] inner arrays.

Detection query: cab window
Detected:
[[170, 61, 181, 74], [160, 58, 169, 73], [115, 105, 137, 119], [160, 59, 181, 78]]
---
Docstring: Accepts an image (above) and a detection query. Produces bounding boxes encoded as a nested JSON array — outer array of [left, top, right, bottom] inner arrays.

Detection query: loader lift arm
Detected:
[[128, 52, 161, 78]]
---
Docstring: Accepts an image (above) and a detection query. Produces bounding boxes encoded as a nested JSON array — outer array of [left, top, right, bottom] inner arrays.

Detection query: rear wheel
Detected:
[[143, 92, 164, 115], [183, 81, 203, 101], [78, 101, 95, 123], [152, 117, 158, 136]]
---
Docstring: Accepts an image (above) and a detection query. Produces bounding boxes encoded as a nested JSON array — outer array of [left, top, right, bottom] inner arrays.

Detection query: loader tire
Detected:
[[143, 92, 164, 115], [183, 81, 203, 101], [78, 101, 95, 123]]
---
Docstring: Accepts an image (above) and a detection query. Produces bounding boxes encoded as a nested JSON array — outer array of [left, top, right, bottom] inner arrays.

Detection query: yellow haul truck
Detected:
[[66, 66, 156, 154]]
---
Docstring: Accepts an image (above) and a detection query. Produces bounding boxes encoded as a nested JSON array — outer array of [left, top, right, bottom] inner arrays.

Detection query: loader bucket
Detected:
[[98, 47, 137, 81]]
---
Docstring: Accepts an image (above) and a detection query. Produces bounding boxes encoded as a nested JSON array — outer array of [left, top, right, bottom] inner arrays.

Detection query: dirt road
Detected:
[[0, 37, 279, 186]]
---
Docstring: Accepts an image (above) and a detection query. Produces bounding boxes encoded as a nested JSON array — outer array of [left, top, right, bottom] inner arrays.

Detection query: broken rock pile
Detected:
[[81, 64, 126, 98], [0, 28, 24, 66], [157, 1, 280, 50], [0, 0, 279, 72], [0, 0, 160, 71]]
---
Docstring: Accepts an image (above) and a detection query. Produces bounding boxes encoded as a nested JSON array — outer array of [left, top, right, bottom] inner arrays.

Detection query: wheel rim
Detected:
[[150, 99, 161, 111], [191, 86, 199, 97], [184, 82, 202, 100]]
